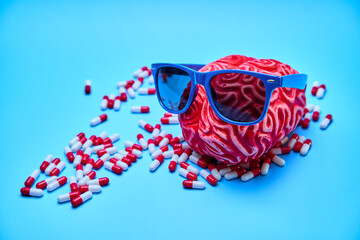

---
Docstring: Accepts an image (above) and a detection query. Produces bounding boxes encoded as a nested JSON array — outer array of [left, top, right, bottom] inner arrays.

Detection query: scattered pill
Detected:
[[180, 162, 199, 175], [71, 137, 87, 152], [151, 145, 169, 159], [125, 147, 142, 158], [302, 112, 311, 129], [219, 165, 239, 176], [85, 80, 91, 95], [137, 134, 147, 150], [138, 120, 154, 133], [208, 163, 221, 180], [71, 191, 92, 207], [161, 117, 179, 124], [76, 164, 84, 182], [50, 161, 66, 176], [148, 75, 154, 84], [133, 66, 148, 78], [119, 87, 127, 102], [150, 155, 165, 172], [58, 191, 80, 203], [224, 168, 246, 180], [114, 96, 121, 111], [24, 169, 40, 187], [159, 134, 172, 147], [45, 158, 61, 175], [21, 187, 43, 197], [125, 84, 136, 98], [83, 135, 97, 149], [188, 153, 210, 168], [90, 114, 107, 127], [40, 154, 53, 173], [101, 96, 109, 110], [287, 133, 299, 149], [200, 169, 217, 186], [163, 148, 183, 159], [148, 139, 156, 155], [293, 136, 306, 153], [311, 81, 319, 96], [36, 176, 57, 189], [94, 153, 110, 170], [300, 139, 312, 156], [269, 146, 291, 155], [69, 132, 85, 147], [168, 154, 179, 172], [124, 141, 143, 151], [104, 161, 122, 175], [138, 88, 156, 95], [79, 185, 102, 193], [132, 77, 144, 90], [267, 152, 285, 167], [316, 84, 326, 99], [69, 176, 78, 192], [97, 146, 118, 157], [87, 177, 109, 186], [312, 105, 320, 121], [241, 168, 260, 182], [304, 103, 315, 114], [83, 158, 95, 175], [169, 134, 184, 145], [47, 176, 67, 192], [182, 180, 205, 189], [108, 94, 115, 109], [320, 114, 332, 130], [78, 171, 96, 185], [155, 130, 167, 145], [179, 168, 198, 180], [260, 157, 271, 176], [118, 150, 137, 162], [178, 148, 192, 163], [81, 148, 92, 165], [152, 124, 161, 138]]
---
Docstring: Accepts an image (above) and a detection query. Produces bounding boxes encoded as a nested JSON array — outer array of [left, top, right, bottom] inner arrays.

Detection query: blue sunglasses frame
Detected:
[[151, 63, 307, 126]]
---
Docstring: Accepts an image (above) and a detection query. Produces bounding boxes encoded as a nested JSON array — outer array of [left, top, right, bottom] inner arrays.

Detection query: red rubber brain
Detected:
[[179, 55, 306, 165]]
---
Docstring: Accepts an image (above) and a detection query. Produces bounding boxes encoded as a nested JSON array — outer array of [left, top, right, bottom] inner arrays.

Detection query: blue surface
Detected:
[[0, 0, 359, 239]]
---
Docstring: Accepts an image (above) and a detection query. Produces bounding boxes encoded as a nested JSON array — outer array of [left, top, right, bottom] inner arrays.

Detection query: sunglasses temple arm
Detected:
[[281, 74, 308, 89]]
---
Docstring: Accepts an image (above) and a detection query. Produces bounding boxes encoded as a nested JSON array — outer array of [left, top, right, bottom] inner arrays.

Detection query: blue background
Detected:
[[0, 0, 359, 239]]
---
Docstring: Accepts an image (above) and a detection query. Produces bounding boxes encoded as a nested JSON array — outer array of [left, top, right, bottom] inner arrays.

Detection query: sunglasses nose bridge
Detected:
[[194, 72, 207, 86]]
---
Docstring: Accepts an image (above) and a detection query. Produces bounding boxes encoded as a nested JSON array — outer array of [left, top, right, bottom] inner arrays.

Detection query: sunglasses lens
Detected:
[[156, 67, 192, 112], [210, 72, 266, 123]]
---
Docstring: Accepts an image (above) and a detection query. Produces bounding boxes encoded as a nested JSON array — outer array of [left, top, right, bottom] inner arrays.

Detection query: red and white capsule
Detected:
[[238, 160, 260, 170], [293, 136, 306, 153], [150, 155, 165, 172], [40, 154, 53, 173], [69, 132, 85, 146], [200, 169, 217, 186], [119, 87, 127, 102], [138, 69, 151, 78], [161, 117, 179, 124], [83, 135, 97, 149], [87, 177, 109, 186], [49, 161, 66, 176], [164, 113, 178, 117], [137, 134, 147, 150], [58, 191, 80, 203], [189, 153, 210, 168], [97, 146, 118, 157], [79, 185, 102, 193], [85, 80, 91, 95], [183, 180, 205, 189], [168, 154, 179, 172], [132, 77, 144, 90], [124, 141, 143, 151], [147, 139, 156, 154], [260, 157, 272, 176], [208, 163, 221, 180], [71, 191, 92, 207], [302, 112, 312, 129], [138, 88, 156, 95], [179, 168, 197, 180], [169, 134, 184, 145], [275, 136, 289, 147], [114, 96, 121, 111], [163, 148, 183, 159], [241, 168, 261, 182], [69, 176, 78, 192], [304, 103, 315, 114], [316, 84, 326, 99], [45, 158, 61, 175], [151, 145, 169, 159], [155, 130, 167, 145], [152, 124, 161, 138], [159, 134, 172, 147], [81, 148, 92, 164], [64, 146, 75, 163], [117, 80, 134, 88], [267, 152, 285, 166], [78, 171, 96, 185], [320, 114, 332, 130], [311, 81, 319, 96], [300, 139, 312, 156], [71, 137, 87, 152], [131, 106, 150, 113], [104, 161, 122, 175], [21, 187, 43, 197], [90, 114, 107, 127], [180, 162, 199, 175], [133, 66, 148, 77], [36, 176, 57, 189], [83, 158, 95, 175], [148, 74, 154, 84], [107, 94, 115, 109], [24, 169, 40, 187], [101, 95, 109, 110], [178, 148, 192, 163], [125, 84, 136, 98], [270, 146, 291, 155], [312, 105, 320, 121], [125, 147, 142, 158], [47, 176, 67, 192], [76, 164, 84, 181], [224, 168, 246, 180], [138, 120, 154, 133], [93, 153, 110, 170], [287, 133, 299, 149], [111, 155, 130, 169], [118, 150, 137, 162]]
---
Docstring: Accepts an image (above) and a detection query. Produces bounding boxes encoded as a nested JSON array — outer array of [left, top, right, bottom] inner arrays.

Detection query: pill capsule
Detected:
[[119, 87, 127, 102], [107, 94, 115, 109], [69, 176, 78, 192], [302, 112, 312, 129], [180, 162, 199, 175], [287, 133, 299, 149], [164, 113, 178, 117], [320, 114, 332, 130], [87, 177, 109, 186], [293, 136, 306, 153], [179, 168, 198, 180], [45, 158, 61, 175], [224, 168, 247, 180], [110, 156, 130, 169], [260, 157, 272, 176], [125, 147, 142, 158], [79, 185, 102, 193], [83, 159, 95, 175], [131, 105, 150, 113], [161, 117, 179, 124], [169, 134, 184, 145], [36, 176, 57, 189], [90, 114, 107, 127], [24, 169, 40, 187], [69, 132, 85, 146], [146, 139, 155, 155], [148, 74, 154, 84], [316, 84, 326, 99], [241, 168, 261, 182], [151, 145, 169, 159], [118, 150, 137, 162], [267, 152, 285, 167], [270, 146, 291, 155], [178, 148, 192, 163], [58, 191, 80, 203], [104, 161, 122, 175], [138, 69, 151, 78], [40, 154, 53, 172], [238, 160, 260, 170], [312, 105, 320, 121], [136, 134, 147, 150], [83, 135, 97, 149], [71, 137, 87, 152], [311, 81, 319, 96], [62, 146, 75, 163], [102, 137, 112, 144], [208, 163, 221, 180], [125, 84, 136, 98], [304, 103, 315, 115], [93, 153, 110, 170], [73, 149, 83, 167], [78, 171, 96, 185], [101, 95, 109, 110], [200, 169, 217, 186], [159, 134, 172, 147], [275, 136, 289, 147], [47, 176, 67, 192], [117, 80, 134, 88], [168, 154, 179, 172], [81, 148, 92, 164], [49, 161, 66, 176], [85, 80, 91, 94], [113, 96, 121, 111], [300, 139, 312, 156], [150, 155, 165, 172], [189, 153, 210, 169], [219, 165, 239, 176], [108, 133, 120, 143], [21, 187, 43, 197], [150, 124, 160, 139], [71, 191, 92, 207], [176, 142, 190, 150], [97, 146, 118, 157], [76, 164, 84, 181], [133, 66, 148, 77], [163, 148, 183, 159], [155, 130, 167, 145], [138, 120, 154, 133], [183, 180, 205, 189], [132, 77, 144, 90], [138, 88, 156, 95], [124, 141, 143, 151]]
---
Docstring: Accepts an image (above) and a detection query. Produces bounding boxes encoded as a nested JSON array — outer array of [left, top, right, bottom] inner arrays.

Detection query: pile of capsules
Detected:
[[20, 66, 333, 207]]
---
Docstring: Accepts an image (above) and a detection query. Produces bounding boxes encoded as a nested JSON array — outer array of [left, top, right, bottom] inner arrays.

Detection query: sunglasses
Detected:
[[151, 63, 307, 126]]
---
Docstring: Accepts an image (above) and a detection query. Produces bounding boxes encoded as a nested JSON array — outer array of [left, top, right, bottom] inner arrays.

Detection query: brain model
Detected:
[[179, 55, 306, 165]]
